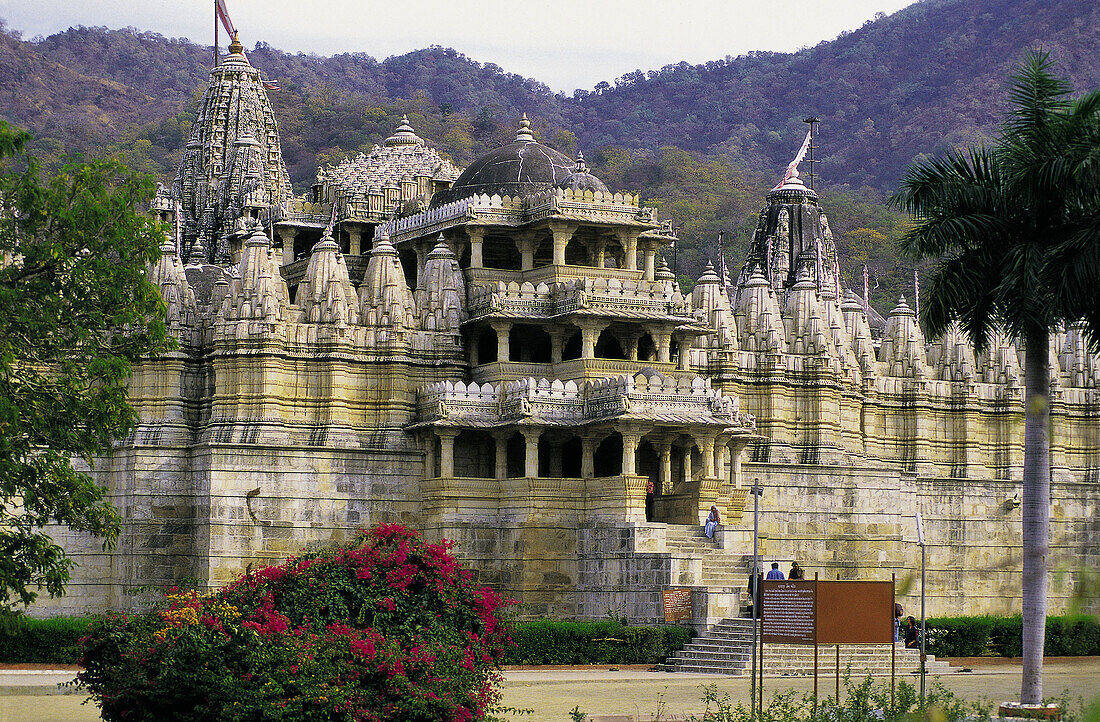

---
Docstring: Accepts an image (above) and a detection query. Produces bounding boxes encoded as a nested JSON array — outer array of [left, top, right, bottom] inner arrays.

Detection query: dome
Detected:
[[555, 151, 610, 195], [431, 115, 594, 206]]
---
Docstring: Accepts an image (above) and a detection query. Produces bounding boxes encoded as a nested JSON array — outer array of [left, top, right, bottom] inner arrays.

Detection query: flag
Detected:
[[215, 0, 236, 38], [772, 129, 812, 190], [263, 79, 281, 91], [174, 199, 183, 257]]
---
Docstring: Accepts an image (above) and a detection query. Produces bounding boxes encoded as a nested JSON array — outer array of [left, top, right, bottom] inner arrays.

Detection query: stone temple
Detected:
[[40, 38, 1099, 625]]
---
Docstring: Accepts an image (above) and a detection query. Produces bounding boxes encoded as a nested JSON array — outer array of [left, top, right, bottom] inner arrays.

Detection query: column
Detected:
[[624, 331, 642, 361], [618, 230, 639, 271], [578, 320, 608, 359], [522, 429, 540, 478], [658, 441, 673, 494], [549, 328, 567, 364], [643, 243, 656, 281], [550, 223, 575, 267], [490, 320, 512, 362], [655, 330, 672, 363], [468, 227, 485, 269], [700, 435, 716, 478], [424, 432, 438, 479], [469, 333, 480, 366], [580, 435, 596, 479], [515, 233, 535, 270], [594, 239, 607, 268], [437, 428, 458, 479], [677, 334, 692, 370], [278, 227, 298, 266], [621, 431, 640, 476], [492, 432, 509, 480], [348, 226, 362, 256]]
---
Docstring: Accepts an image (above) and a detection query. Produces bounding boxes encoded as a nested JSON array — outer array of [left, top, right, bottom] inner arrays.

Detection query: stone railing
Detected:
[[467, 277, 692, 320], [415, 371, 756, 429]]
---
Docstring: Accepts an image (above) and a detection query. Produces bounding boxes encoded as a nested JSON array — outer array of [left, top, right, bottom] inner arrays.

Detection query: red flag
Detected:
[[263, 79, 281, 91], [215, 0, 236, 38]]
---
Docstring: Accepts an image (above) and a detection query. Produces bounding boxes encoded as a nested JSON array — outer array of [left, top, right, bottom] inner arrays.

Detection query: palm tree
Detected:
[[892, 50, 1100, 705]]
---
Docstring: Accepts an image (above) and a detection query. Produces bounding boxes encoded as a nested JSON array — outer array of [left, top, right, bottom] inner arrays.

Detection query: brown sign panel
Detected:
[[761, 580, 816, 643], [663, 588, 693, 623], [816, 580, 894, 644]]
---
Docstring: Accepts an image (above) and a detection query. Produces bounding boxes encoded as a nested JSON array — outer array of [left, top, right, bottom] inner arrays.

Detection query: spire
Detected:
[[515, 113, 535, 143], [384, 114, 423, 147], [574, 150, 588, 174]]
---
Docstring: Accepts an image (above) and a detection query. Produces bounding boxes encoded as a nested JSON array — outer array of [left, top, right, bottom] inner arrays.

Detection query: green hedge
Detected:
[[0, 617, 95, 664], [925, 615, 1100, 658], [505, 621, 694, 665]]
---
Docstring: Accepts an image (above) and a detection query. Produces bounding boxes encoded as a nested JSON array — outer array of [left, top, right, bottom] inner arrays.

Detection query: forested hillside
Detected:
[[0, 0, 1096, 314]]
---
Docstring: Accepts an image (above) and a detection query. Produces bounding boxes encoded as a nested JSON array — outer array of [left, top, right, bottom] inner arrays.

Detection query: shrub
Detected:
[[924, 614, 1100, 658], [79, 524, 515, 722], [0, 616, 93, 664], [506, 620, 693, 665], [924, 616, 996, 657]]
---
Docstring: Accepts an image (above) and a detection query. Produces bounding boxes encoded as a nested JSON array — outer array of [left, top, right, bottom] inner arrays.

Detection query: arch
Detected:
[[595, 330, 627, 360], [637, 333, 657, 362], [506, 432, 526, 478], [560, 436, 583, 478], [637, 439, 660, 521], [399, 249, 418, 289], [562, 330, 582, 361], [533, 236, 553, 268], [594, 433, 623, 477], [475, 327, 497, 364], [482, 235, 521, 270], [564, 236, 589, 266], [510, 324, 551, 363]]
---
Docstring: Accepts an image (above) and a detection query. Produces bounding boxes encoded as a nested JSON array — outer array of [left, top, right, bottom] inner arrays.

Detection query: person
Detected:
[[789, 561, 805, 580], [765, 562, 785, 580], [904, 615, 920, 649], [704, 505, 720, 539], [894, 602, 904, 642]]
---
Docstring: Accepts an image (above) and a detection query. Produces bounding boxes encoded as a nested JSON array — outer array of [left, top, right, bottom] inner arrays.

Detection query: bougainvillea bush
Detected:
[[78, 524, 514, 721]]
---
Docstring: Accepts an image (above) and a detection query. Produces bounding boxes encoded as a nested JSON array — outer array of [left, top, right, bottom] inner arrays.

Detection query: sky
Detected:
[[0, 0, 919, 93]]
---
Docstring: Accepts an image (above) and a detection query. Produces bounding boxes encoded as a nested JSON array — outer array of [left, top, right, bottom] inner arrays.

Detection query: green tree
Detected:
[[891, 50, 1100, 705], [0, 121, 170, 621]]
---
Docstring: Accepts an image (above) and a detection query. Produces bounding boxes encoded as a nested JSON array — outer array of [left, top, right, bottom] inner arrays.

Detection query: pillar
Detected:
[[437, 428, 458, 478], [580, 436, 596, 479], [468, 227, 485, 269], [515, 233, 535, 270], [621, 431, 640, 476], [348, 226, 362, 256], [655, 330, 672, 363], [522, 429, 540, 478], [490, 320, 512, 362], [469, 333, 480, 366], [643, 244, 656, 280], [618, 231, 639, 271], [549, 328, 567, 364], [700, 435, 716, 478], [424, 432, 438, 479], [278, 227, 298, 266], [550, 223, 574, 266], [659, 441, 673, 494], [493, 432, 509, 481], [578, 320, 608, 359], [677, 334, 691, 370], [594, 239, 607, 268]]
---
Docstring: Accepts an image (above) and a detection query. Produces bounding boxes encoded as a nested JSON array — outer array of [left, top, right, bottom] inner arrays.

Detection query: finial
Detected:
[[384, 114, 422, 147], [515, 113, 535, 142], [228, 31, 244, 56], [574, 150, 588, 173]]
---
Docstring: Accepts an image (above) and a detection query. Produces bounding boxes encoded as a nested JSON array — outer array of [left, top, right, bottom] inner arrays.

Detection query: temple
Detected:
[[45, 39, 1099, 624]]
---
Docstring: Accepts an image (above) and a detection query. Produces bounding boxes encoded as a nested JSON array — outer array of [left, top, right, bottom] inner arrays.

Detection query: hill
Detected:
[[0, 0, 1096, 313]]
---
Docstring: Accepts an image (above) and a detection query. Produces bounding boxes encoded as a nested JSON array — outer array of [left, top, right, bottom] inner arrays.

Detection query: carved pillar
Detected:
[[492, 431, 509, 481], [580, 435, 596, 479], [467, 227, 485, 269], [424, 432, 438, 479], [348, 226, 362, 256], [700, 435, 716, 478], [578, 320, 608, 359], [618, 230, 639, 271], [624, 331, 642, 361], [655, 329, 672, 363], [549, 327, 567, 364], [278, 227, 298, 266], [677, 333, 691, 370], [469, 331, 480, 366], [515, 233, 536, 271], [643, 243, 656, 281], [550, 222, 575, 267], [437, 428, 459, 479], [594, 238, 607, 268], [522, 429, 540, 478], [490, 320, 512, 362], [658, 440, 673, 494], [621, 430, 641, 476]]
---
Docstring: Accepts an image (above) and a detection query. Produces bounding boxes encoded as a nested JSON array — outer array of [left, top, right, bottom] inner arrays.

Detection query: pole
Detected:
[[920, 541, 927, 703], [813, 572, 819, 720], [213, 0, 218, 67], [749, 480, 762, 720], [835, 644, 840, 704], [891, 572, 896, 713]]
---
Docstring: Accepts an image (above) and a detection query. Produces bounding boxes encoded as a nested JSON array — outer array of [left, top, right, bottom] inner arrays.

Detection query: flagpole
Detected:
[[213, 0, 218, 67]]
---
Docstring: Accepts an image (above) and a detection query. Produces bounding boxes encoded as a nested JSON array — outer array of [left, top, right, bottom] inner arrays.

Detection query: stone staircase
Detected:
[[663, 617, 953, 677]]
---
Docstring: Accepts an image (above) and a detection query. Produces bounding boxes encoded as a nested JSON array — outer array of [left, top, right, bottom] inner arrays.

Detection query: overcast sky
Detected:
[[1, 0, 918, 93]]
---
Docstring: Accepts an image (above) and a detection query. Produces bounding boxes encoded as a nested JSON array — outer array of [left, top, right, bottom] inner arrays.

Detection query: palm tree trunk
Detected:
[[1020, 331, 1050, 704]]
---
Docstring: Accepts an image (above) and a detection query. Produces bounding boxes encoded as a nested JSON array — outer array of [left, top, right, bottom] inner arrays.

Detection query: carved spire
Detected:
[[151, 238, 199, 340], [880, 296, 928, 377], [359, 226, 417, 330], [692, 262, 737, 349], [220, 227, 291, 326], [734, 267, 786, 354], [515, 113, 535, 143], [298, 232, 360, 327], [384, 114, 424, 148], [416, 235, 466, 334]]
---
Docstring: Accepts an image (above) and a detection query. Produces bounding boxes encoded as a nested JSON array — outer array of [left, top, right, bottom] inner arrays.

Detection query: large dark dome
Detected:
[[431, 116, 606, 206]]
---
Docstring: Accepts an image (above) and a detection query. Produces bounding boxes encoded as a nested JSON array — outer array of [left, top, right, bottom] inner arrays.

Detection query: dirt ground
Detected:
[[2, 658, 1098, 722]]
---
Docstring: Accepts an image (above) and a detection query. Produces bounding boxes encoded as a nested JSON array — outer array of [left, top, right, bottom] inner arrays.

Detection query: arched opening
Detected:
[[562, 331, 582, 361], [533, 236, 553, 267], [595, 330, 627, 360], [637, 333, 657, 362], [476, 327, 497, 364], [506, 432, 526, 478], [454, 430, 494, 478], [594, 433, 623, 477], [603, 239, 624, 268], [564, 236, 589, 266], [399, 249, 418, 289], [561, 436, 582, 478], [510, 325, 551, 363], [483, 236, 521, 270]]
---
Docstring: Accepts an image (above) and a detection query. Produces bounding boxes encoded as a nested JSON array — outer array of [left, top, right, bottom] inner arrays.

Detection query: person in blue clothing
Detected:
[[766, 562, 785, 580]]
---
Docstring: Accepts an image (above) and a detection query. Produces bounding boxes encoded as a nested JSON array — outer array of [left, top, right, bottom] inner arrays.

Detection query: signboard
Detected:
[[759, 579, 894, 645], [760, 580, 816, 643], [662, 588, 693, 623]]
